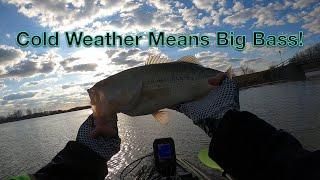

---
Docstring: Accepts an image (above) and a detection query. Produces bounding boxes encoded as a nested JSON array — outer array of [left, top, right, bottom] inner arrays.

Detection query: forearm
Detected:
[[209, 110, 311, 180], [33, 141, 108, 180], [33, 114, 120, 180], [174, 78, 320, 179]]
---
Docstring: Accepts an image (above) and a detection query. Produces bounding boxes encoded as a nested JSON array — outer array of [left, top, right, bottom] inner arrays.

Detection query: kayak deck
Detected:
[[120, 154, 217, 179]]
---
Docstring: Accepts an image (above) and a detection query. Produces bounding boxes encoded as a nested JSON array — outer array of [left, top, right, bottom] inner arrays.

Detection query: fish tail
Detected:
[[226, 65, 233, 79]]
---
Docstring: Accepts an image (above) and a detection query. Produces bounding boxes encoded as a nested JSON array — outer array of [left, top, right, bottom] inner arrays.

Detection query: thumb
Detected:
[[208, 72, 226, 86]]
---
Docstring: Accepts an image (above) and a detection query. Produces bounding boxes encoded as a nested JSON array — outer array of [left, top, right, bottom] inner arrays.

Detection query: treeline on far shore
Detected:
[[0, 105, 91, 124], [235, 42, 320, 88]]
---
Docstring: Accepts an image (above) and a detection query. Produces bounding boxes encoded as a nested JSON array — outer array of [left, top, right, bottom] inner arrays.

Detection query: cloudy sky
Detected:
[[0, 0, 319, 116]]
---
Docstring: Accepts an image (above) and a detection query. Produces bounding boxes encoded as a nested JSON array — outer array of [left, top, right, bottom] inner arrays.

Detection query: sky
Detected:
[[0, 0, 319, 116]]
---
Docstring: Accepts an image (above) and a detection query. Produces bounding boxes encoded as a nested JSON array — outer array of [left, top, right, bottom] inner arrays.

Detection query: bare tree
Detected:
[[289, 42, 320, 64], [26, 109, 32, 115], [8, 110, 23, 119], [269, 65, 276, 70], [240, 65, 255, 75]]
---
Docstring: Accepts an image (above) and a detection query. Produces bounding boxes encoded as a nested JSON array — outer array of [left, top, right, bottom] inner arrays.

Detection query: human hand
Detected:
[[174, 76, 239, 136], [76, 114, 121, 160]]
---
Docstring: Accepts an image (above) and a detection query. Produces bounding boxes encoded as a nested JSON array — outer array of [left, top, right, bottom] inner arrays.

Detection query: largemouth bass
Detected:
[[88, 56, 230, 123]]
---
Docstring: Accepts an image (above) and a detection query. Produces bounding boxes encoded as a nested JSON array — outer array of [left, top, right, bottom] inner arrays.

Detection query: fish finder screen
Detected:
[[158, 143, 172, 160]]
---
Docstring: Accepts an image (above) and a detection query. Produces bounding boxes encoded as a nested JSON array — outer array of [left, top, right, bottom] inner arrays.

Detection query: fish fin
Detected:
[[152, 110, 169, 124], [117, 81, 142, 112], [226, 66, 233, 79], [145, 55, 170, 65], [177, 56, 200, 64]]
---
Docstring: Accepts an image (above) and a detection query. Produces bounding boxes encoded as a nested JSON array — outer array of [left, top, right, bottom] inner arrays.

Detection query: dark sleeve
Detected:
[[209, 110, 320, 180], [33, 141, 107, 180]]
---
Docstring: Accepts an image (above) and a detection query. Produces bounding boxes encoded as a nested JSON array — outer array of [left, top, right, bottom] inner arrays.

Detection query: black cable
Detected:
[[145, 166, 156, 179], [123, 156, 148, 178], [120, 153, 153, 180]]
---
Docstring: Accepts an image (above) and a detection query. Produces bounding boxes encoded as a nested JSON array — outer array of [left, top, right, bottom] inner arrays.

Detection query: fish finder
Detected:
[[153, 138, 176, 177]]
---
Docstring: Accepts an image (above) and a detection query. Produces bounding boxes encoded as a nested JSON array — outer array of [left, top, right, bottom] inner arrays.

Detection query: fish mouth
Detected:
[[87, 88, 96, 105]]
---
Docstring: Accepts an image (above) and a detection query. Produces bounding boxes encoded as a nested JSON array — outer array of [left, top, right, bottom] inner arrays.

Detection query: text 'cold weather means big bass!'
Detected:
[[16, 31, 304, 51]]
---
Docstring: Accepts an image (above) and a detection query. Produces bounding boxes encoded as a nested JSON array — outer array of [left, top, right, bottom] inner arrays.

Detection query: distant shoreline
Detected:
[[0, 105, 91, 124], [238, 79, 288, 90]]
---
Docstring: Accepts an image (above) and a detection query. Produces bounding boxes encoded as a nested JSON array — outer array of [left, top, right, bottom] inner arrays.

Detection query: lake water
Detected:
[[1, 79, 320, 179]]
